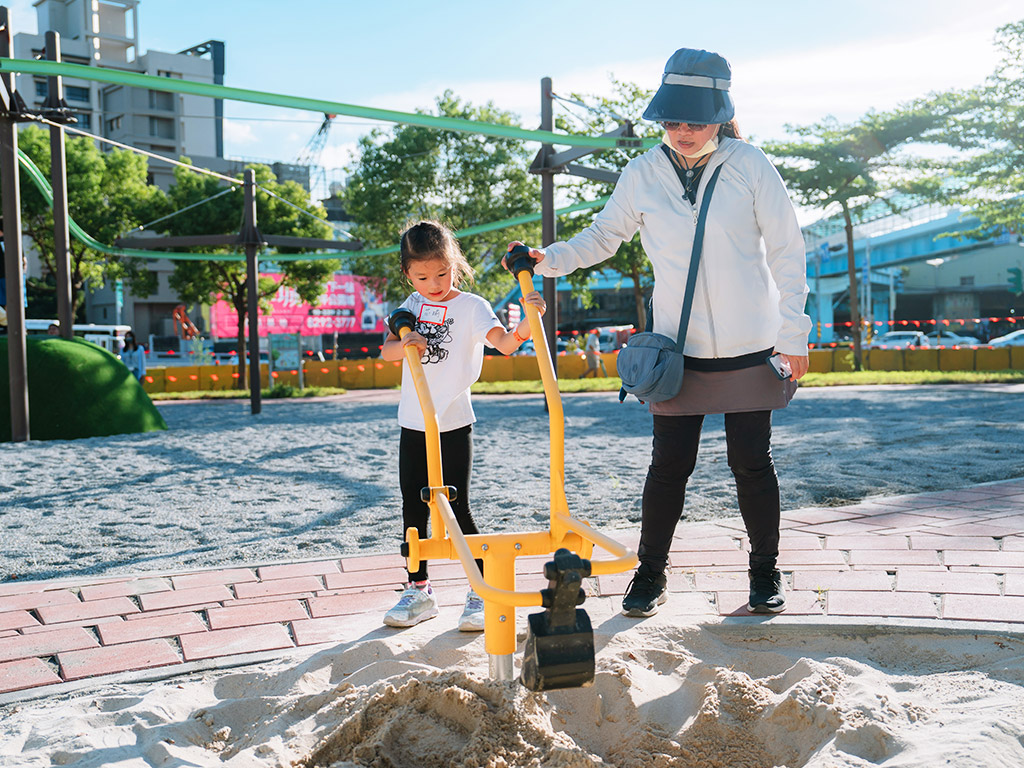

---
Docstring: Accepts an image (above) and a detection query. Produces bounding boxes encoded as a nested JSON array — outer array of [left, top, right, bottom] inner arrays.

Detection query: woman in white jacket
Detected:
[[507, 48, 810, 617]]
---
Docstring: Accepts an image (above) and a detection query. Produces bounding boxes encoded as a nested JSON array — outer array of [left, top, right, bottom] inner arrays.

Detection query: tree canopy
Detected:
[[341, 91, 540, 303]]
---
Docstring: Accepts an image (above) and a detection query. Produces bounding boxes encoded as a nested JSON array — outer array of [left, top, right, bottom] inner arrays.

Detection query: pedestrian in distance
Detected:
[[119, 329, 147, 382], [506, 48, 810, 618], [380, 220, 546, 631], [579, 329, 608, 378]]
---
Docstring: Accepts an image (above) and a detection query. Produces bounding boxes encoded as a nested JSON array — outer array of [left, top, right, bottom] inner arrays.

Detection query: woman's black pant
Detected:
[[399, 425, 482, 582], [638, 410, 780, 574]]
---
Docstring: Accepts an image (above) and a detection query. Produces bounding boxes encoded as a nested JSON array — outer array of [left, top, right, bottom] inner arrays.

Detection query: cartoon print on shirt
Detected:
[[416, 317, 454, 364]]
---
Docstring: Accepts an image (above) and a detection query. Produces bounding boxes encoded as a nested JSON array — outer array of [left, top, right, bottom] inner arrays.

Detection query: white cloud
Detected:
[[222, 119, 258, 146]]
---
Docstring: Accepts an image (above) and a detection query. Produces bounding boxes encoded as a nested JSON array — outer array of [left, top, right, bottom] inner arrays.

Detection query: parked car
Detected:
[[926, 331, 982, 347], [988, 329, 1024, 347], [867, 331, 930, 348]]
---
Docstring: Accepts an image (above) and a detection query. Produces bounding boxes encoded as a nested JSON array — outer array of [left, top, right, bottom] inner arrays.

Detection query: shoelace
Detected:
[[395, 588, 424, 608], [751, 571, 779, 591], [465, 593, 484, 612]]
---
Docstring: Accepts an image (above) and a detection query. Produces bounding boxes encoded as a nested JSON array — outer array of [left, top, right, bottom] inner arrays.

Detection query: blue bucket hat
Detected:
[[642, 48, 735, 125]]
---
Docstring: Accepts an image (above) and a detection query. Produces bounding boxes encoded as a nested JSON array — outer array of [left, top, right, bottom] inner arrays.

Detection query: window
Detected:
[[157, 70, 182, 79], [960, 276, 975, 287], [149, 116, 174, 139], [73, 113, 92, 130], [35, 80, 47, 98], [106, 115, 123, 132], [148, 90, 173, 111], [65, 85, 91, 102]]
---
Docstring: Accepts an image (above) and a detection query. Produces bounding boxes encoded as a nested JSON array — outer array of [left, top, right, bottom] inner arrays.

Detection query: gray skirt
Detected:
[[650, 363, 798, 416]]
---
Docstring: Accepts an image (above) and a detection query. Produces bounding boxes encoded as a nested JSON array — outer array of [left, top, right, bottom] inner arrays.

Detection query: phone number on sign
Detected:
[[305, 315, 361, 330]]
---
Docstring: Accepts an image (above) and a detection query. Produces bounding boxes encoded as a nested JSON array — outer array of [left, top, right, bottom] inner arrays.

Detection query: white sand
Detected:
[[3, 598, 1024, 767], [3, 385, 1024, 766]]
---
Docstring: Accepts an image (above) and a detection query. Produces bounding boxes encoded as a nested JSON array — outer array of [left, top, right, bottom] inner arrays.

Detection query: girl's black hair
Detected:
[[399, 220, 474, 286]]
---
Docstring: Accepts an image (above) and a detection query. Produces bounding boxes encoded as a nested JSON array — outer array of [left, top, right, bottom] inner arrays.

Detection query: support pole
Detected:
[[539, 77, 557, 370], [44, 31, 72, 340], [0, 6, 29, 441], [243, 169, 261, 415]]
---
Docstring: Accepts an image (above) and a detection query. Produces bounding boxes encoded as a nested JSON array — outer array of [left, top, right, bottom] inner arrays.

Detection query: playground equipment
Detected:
[[172, 305, 200, 340], [387, 245, 637, 691]]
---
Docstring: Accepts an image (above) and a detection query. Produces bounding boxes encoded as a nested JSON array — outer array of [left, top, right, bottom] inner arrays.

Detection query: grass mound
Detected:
[[0, 336, 167, 442]]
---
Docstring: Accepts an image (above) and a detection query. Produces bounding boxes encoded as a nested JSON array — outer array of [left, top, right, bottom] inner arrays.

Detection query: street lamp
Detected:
[[926, 258, 945, 343]]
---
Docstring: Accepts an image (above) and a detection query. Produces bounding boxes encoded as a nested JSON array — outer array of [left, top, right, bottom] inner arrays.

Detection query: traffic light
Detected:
[[1009, 267, 1024, 297]]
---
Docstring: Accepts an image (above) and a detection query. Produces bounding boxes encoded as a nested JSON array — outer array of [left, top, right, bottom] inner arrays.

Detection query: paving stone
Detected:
[[307, 591, 400, 618], [781, 508, 867, 525], [36, 596, 139, 625], [670, 550, 750, 569], [0, 626, 98, 663], [716, 590, 823, 616], [668, 536, 742, 552], [693, 572, 752, 592], [847, 550, 941, 566], [994, 536, 1024, 551], [924, 522, 1024, 538], [1004, 573, 1024, 596], [59, 639, 181, 681], [97, 612, 208, 645], [0, 590, 80, 614], [0, 657, 62, 694], [858, 512, 950, 529], [779, 550, 848, 567], [207, 600, 308, 630], [124, 603, 222, 620], [139, 585, 233, 612], [793, 521, 890, 536], [944, 551, 1024, 569], [223, 592, 316, 608], [322, 567, 409, 591], [0, 609, 40, 632], [895, 570, 999, 595], [257, 561, 341, 581], [292, 615, 363, 647], [180, 624, 293, 661], [791, 571, 892, 592], [340, 553, 405, 572], [79, 578, 173, 602], [826, 590, 937, 619], [19, 615, 123, 635], [233, 576, 324, 600], [908, 535, 1000, 551], [943, 594, 1024, 623], [823, 535, 910, 550], [170, 568, 258, 591], [662, 592, 716, 615]]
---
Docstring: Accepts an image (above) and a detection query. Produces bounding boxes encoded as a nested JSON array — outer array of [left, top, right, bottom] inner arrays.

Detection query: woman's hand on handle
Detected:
[[780, 353, 809, 381], [503, 241, 545, 272], [521, 291, 546, 318]]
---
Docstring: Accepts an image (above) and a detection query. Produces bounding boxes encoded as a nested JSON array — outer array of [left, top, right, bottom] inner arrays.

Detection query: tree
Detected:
[[342, 91, 540, 304], [163, 162, 336, 388], [908, 20, 1024, 240], [14, 125, 167, 318], [763, 101, 958, 369], [552, 78, 660, 329]]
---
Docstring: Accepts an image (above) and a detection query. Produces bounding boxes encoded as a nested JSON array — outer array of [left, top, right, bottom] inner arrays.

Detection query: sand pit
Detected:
[[4, 603, 1024, 767]]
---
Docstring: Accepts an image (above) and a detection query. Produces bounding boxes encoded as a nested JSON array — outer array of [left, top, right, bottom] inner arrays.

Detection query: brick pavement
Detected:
[[2, 477, 1023, 702]]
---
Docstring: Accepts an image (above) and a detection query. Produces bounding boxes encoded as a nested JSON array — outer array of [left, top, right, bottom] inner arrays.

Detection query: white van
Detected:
[[25, 320, 132, 354]]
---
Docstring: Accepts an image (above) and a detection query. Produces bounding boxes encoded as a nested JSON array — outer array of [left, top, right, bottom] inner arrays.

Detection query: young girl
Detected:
[[380, 220, 545, 631]]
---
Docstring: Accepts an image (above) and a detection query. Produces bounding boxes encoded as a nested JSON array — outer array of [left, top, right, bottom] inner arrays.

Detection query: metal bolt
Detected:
[[481, 544, 489, 551], [499, 615, 507, 622], [514, 542, 522, 550]]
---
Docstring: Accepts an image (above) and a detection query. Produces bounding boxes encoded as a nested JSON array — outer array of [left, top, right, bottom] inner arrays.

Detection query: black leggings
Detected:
[[399, 425, 482, 582], [638, 410, 780, 574]]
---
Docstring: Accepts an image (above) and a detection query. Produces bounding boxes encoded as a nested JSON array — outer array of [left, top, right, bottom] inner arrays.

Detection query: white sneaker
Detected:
[[458, 589, 485, 632], [383, 582, 439, 628]]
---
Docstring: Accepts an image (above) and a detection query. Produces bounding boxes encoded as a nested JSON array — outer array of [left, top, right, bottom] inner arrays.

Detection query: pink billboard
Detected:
[[210, 273, 387, 338]]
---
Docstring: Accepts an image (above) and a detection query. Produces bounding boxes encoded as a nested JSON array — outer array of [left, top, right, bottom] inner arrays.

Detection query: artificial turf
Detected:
[[0, 336, 167, 442]]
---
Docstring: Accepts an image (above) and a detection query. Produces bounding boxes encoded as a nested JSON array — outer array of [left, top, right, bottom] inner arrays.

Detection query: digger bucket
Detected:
[[521, 548, 595, 691]]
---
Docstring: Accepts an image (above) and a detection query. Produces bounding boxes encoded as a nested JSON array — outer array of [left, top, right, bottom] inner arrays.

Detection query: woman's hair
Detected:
[[717, 119, 743, 141], [399, 220, 474, 286], [123, 331, 137, 350]]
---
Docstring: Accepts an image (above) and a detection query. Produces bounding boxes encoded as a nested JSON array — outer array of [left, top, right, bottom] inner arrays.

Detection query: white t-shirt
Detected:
[[396, 291, 503, 432]]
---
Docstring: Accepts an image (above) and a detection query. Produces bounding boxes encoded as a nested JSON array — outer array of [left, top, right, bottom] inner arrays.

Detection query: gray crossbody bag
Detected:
[[617, 161, 723, 403]]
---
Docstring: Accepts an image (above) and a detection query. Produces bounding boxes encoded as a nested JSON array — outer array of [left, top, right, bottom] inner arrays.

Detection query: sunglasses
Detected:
[[662, 121, 710, 132]]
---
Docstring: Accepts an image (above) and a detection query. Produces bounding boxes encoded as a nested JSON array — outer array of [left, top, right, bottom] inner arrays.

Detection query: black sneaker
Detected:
[[748, 566, 786, 613], [621, 568, 668, 617]]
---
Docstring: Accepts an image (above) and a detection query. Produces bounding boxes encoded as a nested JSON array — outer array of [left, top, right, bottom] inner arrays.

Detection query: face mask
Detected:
[[662, 132, 719, 159]]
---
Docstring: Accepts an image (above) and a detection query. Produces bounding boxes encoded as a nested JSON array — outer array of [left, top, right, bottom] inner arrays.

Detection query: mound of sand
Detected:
[[0, 337, 166, 442], [4, 604, 1024, 767]]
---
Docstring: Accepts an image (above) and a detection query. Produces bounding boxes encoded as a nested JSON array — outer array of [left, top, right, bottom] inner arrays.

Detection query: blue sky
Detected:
[[10, 0, 1024, 190]]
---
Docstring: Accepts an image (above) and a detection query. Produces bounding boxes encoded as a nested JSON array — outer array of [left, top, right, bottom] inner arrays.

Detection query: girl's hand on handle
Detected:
[[503, 241, 545, 272], [521, 291, 546, 318], [780, 353, 809, 381], [402, 331, 428, 355]]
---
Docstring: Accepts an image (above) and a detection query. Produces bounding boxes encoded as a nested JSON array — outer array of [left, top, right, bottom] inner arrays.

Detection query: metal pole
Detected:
[[0, 7, 29, 441], [540, 77, 557, 370], [44, 31, 73, 340], [243, 169, 261, 415]]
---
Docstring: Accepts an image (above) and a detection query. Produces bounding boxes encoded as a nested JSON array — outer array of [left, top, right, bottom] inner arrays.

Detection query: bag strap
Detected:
[[672, 162, 722, 352]]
